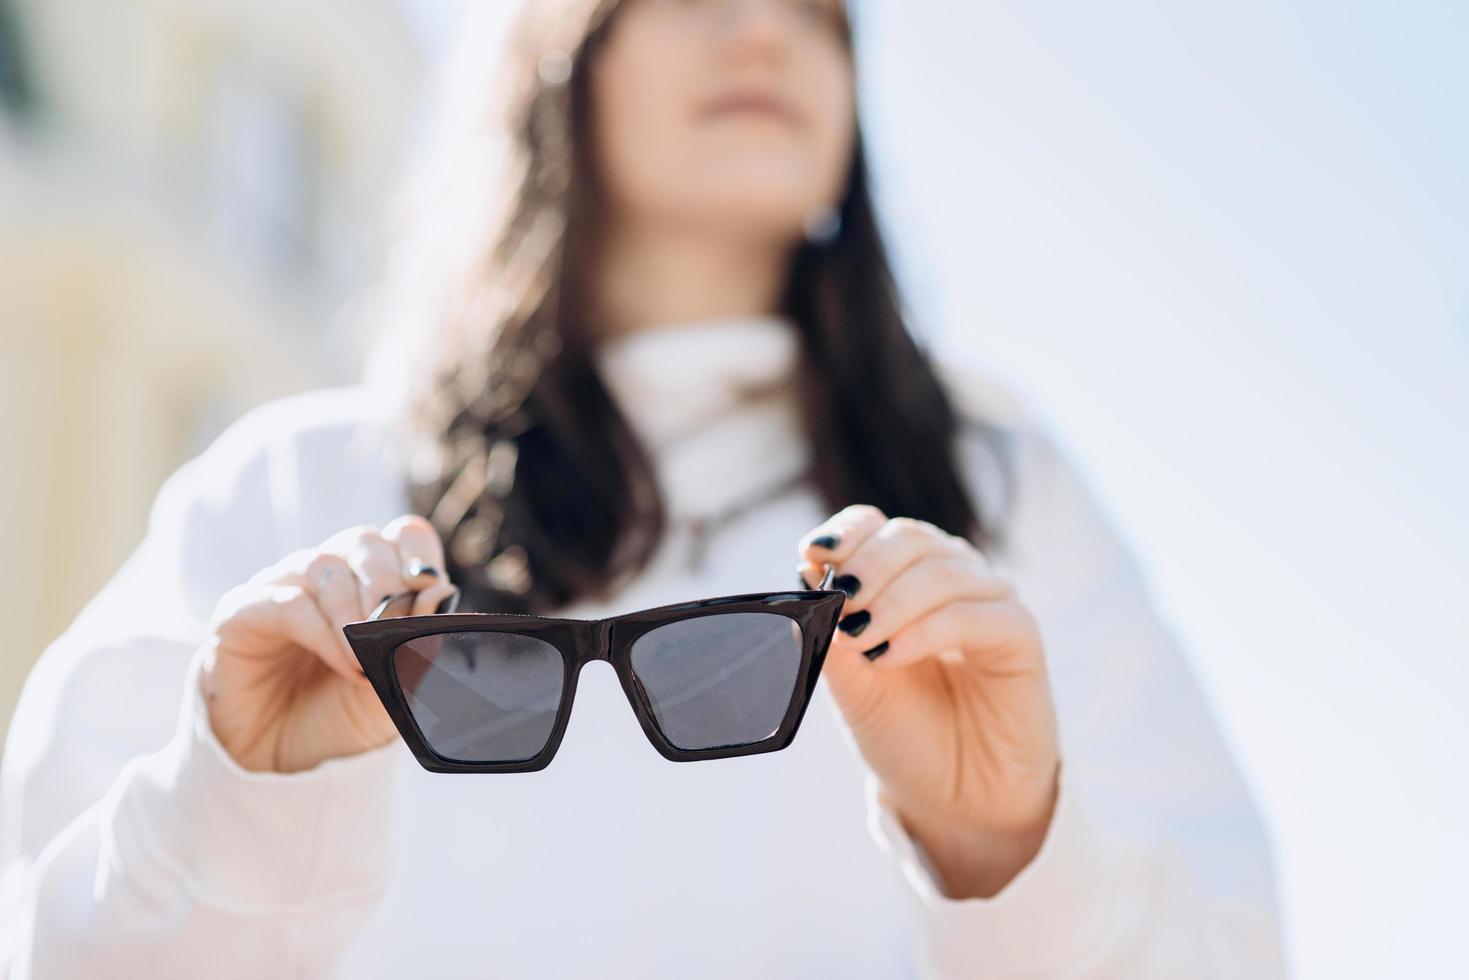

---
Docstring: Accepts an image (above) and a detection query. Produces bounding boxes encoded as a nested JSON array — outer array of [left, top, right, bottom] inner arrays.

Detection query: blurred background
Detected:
[[1, 1, 1464, 976]]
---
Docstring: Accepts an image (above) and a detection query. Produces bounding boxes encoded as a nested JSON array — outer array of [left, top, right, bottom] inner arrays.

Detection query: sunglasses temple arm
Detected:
[[373, 564, 829, 619], [368, 584, 463, 621], [817, 561, 836, 590]]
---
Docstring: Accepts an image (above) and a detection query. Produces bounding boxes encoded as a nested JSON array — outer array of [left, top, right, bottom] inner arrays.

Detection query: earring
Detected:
[[802, 203, 842, 246]]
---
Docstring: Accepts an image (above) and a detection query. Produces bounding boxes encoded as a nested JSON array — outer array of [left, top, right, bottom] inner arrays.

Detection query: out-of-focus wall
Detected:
[[0, 0, 435, 747], [0, 144, 317, 740]]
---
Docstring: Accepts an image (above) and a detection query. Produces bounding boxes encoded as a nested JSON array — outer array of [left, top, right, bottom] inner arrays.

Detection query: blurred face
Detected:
[[589, 0, 857, 243]]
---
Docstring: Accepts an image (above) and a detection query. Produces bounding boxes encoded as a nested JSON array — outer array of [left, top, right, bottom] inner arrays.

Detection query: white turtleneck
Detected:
[[592, 314, 811, 529], [0, 313, 1285, 978]]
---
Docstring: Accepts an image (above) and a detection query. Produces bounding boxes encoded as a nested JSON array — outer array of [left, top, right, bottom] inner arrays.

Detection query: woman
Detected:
[[0, 0, 1285, 976]]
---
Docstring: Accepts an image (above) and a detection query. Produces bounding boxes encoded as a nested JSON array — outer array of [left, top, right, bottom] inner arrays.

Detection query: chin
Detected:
[[696, 197, 811, 241], [690, 180, 815, 219]]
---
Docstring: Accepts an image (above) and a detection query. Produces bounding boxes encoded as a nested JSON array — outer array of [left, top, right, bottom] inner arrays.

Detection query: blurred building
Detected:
[[0, 0, 446, 744]]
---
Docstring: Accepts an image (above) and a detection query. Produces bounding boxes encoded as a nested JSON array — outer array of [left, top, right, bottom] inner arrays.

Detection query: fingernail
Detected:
[[407, 559, 440, 579], [862, 640, 890, 661], [809, 533, 841, 550], [832, 574, 861, 598], [838, 610, 870, 637]]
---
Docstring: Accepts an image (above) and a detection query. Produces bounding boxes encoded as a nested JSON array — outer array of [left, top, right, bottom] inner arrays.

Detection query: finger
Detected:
[[410, 580, 460, 617], [828, 554, 1014, 660], [863, 597, 1042, 674], [257, 549, 368, 680], [822, 517, 974, 615], [294, 553, 372, 683], [797, 504, 889, 592], [382, 514, 448, 584], [380, 514, 455, 616], [795, 560, 827, 591], [260, 582, 371, 684], [338, 529, 408, 624]]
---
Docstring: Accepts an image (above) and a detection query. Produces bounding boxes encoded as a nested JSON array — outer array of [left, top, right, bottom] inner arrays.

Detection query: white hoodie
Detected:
[[0, 313, 1286, 978]]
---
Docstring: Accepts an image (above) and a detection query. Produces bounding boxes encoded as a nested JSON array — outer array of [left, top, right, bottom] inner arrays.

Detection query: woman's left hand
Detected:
[[797, 504, 1060, 899]]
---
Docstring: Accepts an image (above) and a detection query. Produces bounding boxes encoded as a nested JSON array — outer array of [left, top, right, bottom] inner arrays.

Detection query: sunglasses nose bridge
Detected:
[[576, 618, 615, 665]]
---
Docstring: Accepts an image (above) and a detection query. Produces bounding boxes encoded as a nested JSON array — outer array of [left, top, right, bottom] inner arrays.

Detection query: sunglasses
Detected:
[[342, 562, 846, 772]]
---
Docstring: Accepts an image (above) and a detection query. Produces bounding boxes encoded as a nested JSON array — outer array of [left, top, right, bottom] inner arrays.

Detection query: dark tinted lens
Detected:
[[629, 612, 803, 751], [394, 631, 564, 763]]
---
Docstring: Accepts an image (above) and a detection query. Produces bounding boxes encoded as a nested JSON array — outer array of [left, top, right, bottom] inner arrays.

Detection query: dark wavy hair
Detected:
[[364, 0, 1013, 614]]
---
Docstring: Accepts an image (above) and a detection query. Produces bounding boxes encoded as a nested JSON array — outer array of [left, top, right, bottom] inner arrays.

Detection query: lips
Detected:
[[699, 92, 801, 127]]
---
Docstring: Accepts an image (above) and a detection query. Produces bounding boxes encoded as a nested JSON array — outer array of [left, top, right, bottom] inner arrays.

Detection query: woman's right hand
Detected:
[[199, 515, 458, 774]]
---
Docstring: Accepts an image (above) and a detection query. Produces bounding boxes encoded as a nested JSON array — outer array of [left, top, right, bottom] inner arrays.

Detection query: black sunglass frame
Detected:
[[341, 563, 845, 773]]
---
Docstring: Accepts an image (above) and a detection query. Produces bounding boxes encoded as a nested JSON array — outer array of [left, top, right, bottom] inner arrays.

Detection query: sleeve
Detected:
[[0, 400, 402, 980], [863, 371, 1289, 977]]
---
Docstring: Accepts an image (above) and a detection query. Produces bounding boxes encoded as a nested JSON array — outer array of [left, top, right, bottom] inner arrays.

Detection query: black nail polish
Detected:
[[862, 640, 890, 661], [407, 559, 439, 579], [838, 610, 871, 637], [809, 533, 841, 550], [832, 574, 861, 598]]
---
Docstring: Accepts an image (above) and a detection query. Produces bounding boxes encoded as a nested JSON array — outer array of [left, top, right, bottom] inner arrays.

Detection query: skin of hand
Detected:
[[200, 515, 457, 774], [796, 504, 1061, 899]]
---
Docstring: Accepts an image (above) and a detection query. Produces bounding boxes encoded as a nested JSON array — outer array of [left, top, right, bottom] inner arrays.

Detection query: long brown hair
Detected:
[[363, 0, 1013, 614]]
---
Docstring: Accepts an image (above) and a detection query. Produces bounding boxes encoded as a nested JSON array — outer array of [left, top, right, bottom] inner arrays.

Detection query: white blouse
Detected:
[[0, 313, 1286, 978]]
